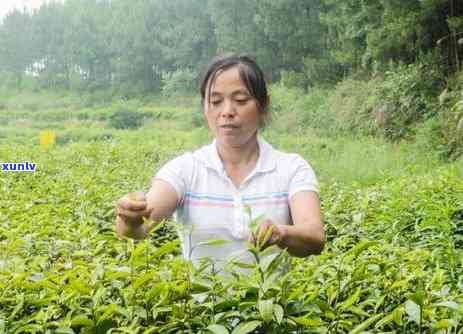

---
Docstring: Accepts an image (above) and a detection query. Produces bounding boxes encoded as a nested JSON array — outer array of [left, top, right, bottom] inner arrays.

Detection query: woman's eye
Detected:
[[236, 99, 249, 105], [211, 100, 222, 106]]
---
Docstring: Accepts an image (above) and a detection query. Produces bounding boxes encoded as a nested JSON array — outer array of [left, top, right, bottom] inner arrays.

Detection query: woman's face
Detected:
[[204, 66, 262, 148]]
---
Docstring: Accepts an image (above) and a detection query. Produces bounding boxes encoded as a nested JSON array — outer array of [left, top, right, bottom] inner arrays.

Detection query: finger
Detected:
[[116, 215, 143, 233], [117, 197, 147, 211], [268, 225, 282, 245], [117, 207, 148, 220], [128, 191, 146, 202]]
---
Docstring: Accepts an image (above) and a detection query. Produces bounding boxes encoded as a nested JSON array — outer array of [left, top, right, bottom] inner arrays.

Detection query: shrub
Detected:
[[437, 91, 463, 160], [76, 111, 90, 121], [413, 116, 449, 160], [303, 55, 344, 86], [109, 109, 146, 130], [280, 70, 309, 90], [409, 69, 463, 161], [268, 84, 338, 134], [374, 56, 444, 140], [294, 88, 334, 131], [325, 78, 381, 136], [162, 68, 197, 97], [90, 132, 114, 142]]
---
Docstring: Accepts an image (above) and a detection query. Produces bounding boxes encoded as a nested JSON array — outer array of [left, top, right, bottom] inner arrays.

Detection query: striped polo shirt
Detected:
[[154, 136, 319, 269]]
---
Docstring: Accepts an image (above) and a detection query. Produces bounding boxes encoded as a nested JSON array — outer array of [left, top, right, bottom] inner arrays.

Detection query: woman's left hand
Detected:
[[250, 219, 286, 249]]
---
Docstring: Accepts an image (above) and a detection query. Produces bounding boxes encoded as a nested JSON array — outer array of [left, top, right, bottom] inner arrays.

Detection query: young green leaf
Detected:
[[207, 324, 229, 334], [258, 299, 274, 323], [348, 314, 382, 334], [231, 321, 262, 334], [197, 239, 230, 247]]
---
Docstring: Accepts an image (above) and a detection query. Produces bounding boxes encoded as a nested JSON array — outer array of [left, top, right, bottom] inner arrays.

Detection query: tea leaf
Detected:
[[197, 239, 230, 247], [71, 315, 94, 327], [231, 321, 262, 334], [273, 304, 284, 324], [258, 299, 273, 323], [348, 314, 382, 334], [207, 324, 229, 334], [259, 252, 280, 273], [258, 225, 275, 249], [290, 316, 323, 327], [249, 215, 266, 235], [430, 301, 460, 312], [405, 300, 421, 324]]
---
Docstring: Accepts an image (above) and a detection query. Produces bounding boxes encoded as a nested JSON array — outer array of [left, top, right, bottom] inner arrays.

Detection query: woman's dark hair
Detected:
[[200, 54, 270, 127]]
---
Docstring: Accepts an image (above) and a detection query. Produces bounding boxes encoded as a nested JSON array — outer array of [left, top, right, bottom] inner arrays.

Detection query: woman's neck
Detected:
[[216, 133, 259, 169]]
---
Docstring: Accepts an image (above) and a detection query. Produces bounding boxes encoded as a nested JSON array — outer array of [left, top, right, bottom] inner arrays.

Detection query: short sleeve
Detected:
[[153, 153, 192, 200], [288, 155, 319, 199]]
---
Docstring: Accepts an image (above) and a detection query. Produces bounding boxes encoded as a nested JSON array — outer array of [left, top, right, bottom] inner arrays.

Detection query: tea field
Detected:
[[1, 98, 463, 333]]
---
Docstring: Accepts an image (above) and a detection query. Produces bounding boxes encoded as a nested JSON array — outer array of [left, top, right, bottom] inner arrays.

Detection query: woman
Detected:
[[115, 55, 324, 268]]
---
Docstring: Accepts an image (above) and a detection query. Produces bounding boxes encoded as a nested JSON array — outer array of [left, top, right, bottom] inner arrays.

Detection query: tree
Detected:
[[0, 9, 33, 89]]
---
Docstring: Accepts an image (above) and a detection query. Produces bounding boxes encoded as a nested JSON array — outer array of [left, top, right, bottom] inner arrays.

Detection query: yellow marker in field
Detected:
[[40, 130, 56, 148]]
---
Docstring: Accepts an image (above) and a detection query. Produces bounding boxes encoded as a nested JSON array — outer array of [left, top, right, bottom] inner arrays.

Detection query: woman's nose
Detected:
[[221, 100, 236, 117]]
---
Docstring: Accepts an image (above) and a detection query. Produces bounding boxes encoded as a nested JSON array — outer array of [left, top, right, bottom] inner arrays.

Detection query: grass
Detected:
[[267, 131, 443, 186]]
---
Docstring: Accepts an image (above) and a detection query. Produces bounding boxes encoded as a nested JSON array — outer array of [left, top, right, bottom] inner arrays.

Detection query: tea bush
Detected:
[[0, 132, 462, 333]]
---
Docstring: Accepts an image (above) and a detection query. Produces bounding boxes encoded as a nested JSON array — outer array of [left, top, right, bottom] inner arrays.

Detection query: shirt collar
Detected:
[[198, 136, 277, 175]]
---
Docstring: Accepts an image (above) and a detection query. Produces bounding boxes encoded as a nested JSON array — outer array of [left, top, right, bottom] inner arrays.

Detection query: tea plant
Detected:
[[0, 130, 462, 333]]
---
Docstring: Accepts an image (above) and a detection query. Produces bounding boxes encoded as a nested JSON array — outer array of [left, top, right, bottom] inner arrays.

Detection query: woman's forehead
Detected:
[[208, 67, 250, 94]]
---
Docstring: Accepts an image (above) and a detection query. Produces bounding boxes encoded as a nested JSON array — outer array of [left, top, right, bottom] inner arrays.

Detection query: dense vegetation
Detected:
[[1, 0, 463, 332], [0, 85, 462, 333]]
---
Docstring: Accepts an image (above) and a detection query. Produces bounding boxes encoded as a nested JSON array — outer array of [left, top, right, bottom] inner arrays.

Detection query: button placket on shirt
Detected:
[[232, 193, 247, 239], [222, 170, 254, 240]]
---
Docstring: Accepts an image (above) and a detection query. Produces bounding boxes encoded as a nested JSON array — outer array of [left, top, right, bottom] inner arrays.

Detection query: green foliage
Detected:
[[109, 109, 147, 130], [162, 69, 197, 97], [0, 0, 461, 96], [414, 74, 463, 161], [269, 84, 338, 135], [0, 126, 462, 332], [0, 9, 34, 90], [55, 129, 114, 145], [303, 55, 344, 86], [320, 0, 462, 74], [375, 57, 444, 139], [316, 78, 381, 136], [279, 70, 309, 90], [308, 56, 446, 140], [0, 92, 460, 332]]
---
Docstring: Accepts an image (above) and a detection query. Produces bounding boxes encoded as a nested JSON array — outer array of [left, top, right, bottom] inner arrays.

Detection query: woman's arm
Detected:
[[256, 191, 324, 257], [145, 179, 179, 232], [279, 191, 324, 256], [115, 179, 179, 239]]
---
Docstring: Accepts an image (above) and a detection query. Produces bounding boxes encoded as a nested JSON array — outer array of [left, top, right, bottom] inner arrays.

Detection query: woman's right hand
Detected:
[[115, 191, 150, 239]]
